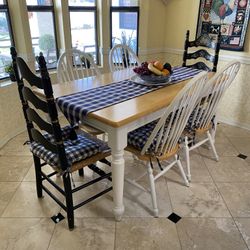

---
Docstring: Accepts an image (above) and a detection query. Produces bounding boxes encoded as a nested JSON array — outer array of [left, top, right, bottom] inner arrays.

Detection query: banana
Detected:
[[148, 63, 163, 76]]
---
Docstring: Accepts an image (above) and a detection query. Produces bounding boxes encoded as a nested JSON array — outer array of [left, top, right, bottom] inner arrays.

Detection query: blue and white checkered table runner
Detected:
[[57, 67, 202, 123]]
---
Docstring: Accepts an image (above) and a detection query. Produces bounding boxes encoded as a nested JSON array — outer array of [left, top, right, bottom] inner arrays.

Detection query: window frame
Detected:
[[110, 5, 140, 55], [0, 0, 15, 80], [26, 1, 59, 70], [68, 2, 99, 65]]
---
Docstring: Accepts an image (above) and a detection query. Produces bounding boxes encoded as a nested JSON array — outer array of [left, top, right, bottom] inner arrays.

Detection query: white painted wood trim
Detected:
[[138, 47, 250, 65], [218, 117, 250, 131], [164, 47, 250, 65], [139, 47, 165, 55]]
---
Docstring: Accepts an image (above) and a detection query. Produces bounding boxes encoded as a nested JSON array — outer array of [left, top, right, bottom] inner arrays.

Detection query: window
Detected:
[[0, 0, 14, 80], [69, 0, 99, 64], [26, 0, 58, 69], [110, 0, 139, 54]]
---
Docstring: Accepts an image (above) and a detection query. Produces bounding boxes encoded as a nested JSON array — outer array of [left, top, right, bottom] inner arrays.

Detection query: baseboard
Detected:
[[164, 47, 250, 65], [218, 117, 250, 131], [0, 127, 26, 149]]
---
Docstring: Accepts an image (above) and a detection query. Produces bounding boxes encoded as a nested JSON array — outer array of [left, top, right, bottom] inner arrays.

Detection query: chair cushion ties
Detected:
[[149, 157, 154, 169], [156, 156, 163, 171]]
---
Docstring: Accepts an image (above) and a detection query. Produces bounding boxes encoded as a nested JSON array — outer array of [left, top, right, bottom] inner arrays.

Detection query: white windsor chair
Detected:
[[57, 49, 101, 83], [57, 49, 105, 138], [183, 60, 241, 181], [109, 44, 141, 72], [125, 71, 208, 217]]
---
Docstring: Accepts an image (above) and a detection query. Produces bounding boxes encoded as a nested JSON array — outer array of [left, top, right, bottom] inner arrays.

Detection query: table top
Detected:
[[36, 68, 209, 128]]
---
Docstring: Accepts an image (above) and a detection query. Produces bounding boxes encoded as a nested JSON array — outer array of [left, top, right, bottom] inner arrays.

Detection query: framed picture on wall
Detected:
[[196, 0, 250, 51]]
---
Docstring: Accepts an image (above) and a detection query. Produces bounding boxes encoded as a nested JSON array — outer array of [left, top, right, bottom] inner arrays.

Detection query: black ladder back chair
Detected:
[[11, 47, 112, 230], [182, 30, 221, 72]]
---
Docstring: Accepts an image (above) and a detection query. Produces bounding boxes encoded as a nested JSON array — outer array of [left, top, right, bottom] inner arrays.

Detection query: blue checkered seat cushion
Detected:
[[185, 107, 212, 133], [30, 126, 108, 168], [128, 120, 160, 153]]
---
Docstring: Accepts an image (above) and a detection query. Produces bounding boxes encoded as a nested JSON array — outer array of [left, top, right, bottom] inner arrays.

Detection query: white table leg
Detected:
[[108, 128, 127, 221]]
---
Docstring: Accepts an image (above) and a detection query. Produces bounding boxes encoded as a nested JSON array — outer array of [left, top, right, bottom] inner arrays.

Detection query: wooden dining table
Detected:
[[36, 68, 204, 221]]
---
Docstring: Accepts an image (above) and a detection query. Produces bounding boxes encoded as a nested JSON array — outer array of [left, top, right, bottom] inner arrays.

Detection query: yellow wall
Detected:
[[163, 0, 250, 130], [164, 0, 250, 55]]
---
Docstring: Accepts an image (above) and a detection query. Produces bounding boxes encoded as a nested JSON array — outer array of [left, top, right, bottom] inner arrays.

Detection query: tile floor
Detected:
[[0, 123, 250, 250]]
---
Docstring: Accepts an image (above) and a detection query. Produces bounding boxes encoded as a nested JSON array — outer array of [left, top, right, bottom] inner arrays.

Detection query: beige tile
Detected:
[[0, 182, 20, 216], [235, 218, 250, 249], [2, 182, 61, 218], [123, 178, 172, 217], [203, 156, 250, 182], [177, 218, 247, 250], [124, 159, 172, 217], [73, 177, 172, 218], [217, 183, 250, 217], [70, 180, 114, 218], [168, 182, 231, 217], [0, 156, 32, 181], [199, 142, 238, 158], [0, 218, 54, 250], [115, 218, 181, 250], [228, 137, 250, 156], [0, 132, 31, 156], [166, 152, 213, 183], [23, 164, 62, 182], [214, 126, 232, 144], [48, 218, 115, 250]]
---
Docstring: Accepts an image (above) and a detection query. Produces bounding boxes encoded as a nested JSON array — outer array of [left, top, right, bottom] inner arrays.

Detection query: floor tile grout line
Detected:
[[213, 180, 250, 250], [192, 141, 249, 249], [0, 181, 22, 218], [202, 151, 250, 249], [165, 177, 184, 250], [1, 125, 250, 248], [46, 219, 57, 250]]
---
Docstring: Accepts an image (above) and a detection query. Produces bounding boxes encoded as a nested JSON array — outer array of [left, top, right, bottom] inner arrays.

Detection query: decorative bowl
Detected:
[[139, 74, 171, 83]]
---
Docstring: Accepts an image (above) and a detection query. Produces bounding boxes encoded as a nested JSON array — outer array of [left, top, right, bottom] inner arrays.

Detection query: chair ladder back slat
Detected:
[[30, 128, 58, 153], [37, 53, 70, 170], [16, 57, 43, 89], [22, 86, 48, 113], [11, 47, 34, 141], [26, 108, 53, 134], [182, 30, 221, 72]]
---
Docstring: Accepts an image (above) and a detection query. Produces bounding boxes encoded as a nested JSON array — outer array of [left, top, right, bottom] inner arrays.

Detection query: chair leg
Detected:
[[102, 133, 106, 141], [33, 155, 43, 198], [184, 136, 191, 181], [207, 131, 219, 161], [175, 155, 189, 187], [78, 168, 84, 177], [63, 173, 74, 230], [210, 115, 218, 142], [146, 162, 159, 217]]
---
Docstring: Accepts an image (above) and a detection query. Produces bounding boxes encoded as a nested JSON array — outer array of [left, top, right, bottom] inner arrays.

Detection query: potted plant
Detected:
[[4, 64, 16, 82]]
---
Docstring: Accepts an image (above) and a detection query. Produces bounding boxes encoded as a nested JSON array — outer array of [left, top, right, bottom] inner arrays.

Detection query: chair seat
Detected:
[[185, 108, 214, 134], [128, 120, 159, 152], [30, 126, 109, 168]]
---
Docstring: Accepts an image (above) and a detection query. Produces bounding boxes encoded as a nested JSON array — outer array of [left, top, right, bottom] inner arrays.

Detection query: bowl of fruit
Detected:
[[133, 61, 172, 84]]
